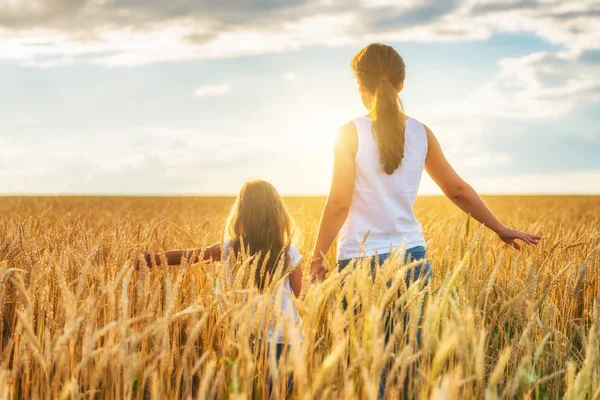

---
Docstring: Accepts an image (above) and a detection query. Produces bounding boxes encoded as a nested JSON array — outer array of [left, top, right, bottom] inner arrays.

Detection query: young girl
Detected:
[[141, 180, 303, 343]]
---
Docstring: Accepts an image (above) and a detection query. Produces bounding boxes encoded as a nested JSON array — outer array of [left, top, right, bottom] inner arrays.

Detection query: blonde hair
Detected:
[[225, 180, 295, 290], [351, 43, 406, 175]]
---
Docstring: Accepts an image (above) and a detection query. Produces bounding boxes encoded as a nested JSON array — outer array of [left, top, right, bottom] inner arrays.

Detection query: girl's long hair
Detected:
[[224, 180, 294, 291], [351, 43, 407, 175]]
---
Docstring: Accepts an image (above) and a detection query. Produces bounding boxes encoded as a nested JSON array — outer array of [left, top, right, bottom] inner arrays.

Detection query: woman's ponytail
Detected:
[[351, 43, 407, 175], [372, 78, 405, 174]]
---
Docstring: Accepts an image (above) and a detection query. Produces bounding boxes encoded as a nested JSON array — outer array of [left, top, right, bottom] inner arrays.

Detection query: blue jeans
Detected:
[[338, 246, 432, 397], [338, 246, 432, 286]]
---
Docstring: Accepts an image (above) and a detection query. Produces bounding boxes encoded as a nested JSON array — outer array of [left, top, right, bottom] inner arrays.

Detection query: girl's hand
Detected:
[[497, 226, 542, 250], [134, 252, 154, 270]]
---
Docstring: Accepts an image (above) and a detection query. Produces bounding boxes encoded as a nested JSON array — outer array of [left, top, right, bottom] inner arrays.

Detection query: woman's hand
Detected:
[[497, 226, 542, 250], [310, 259, 327, 282]]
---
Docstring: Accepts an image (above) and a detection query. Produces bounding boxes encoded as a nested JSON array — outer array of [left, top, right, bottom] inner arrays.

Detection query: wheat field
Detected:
[[0, 196, 599, 399]]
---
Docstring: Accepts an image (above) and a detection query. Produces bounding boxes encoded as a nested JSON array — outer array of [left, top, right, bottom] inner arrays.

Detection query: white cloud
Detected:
[[283, 71, 297, 81], [435, 50, 600, 120], [418, 169, 600, 195], [1, 130, 598, 195], [0, 1, 598, 195], [22, 55, 73, 68], [0, 127, 325, 194], [469, 0, 600, 53], [193, 83, 232, 97], [457, 152, 513, 168], [0, 12, 358, 67], [490, 51, 597, 117], [2, 0, 596, 130], [0, 1, 598, 67]]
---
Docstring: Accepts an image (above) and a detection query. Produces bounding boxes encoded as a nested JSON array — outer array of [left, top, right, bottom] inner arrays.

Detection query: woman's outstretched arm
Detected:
[[424, 125, 541, 249], [310, 122, 358, 280], [140, 242, 222, 268]]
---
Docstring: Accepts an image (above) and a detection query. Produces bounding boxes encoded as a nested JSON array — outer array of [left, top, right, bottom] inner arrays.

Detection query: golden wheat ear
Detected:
[[1, 197, 597, 398]]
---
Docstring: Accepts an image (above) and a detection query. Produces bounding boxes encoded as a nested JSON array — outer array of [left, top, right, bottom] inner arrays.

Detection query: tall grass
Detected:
[[1, 196, 599, 399]]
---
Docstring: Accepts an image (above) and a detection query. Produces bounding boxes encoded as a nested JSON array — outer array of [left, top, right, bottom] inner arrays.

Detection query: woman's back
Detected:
[[337, 116, 427, 259]]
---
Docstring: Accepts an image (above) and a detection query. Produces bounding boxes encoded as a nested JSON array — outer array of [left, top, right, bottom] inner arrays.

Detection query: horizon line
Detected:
[[2, 192, 600, 198]]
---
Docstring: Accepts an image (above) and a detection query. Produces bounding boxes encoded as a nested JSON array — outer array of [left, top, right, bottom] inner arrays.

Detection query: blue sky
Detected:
[[0, 0, 599, 195]]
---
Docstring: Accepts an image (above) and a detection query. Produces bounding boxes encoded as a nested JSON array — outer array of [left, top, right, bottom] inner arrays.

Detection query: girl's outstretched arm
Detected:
[[141, 242, 222, 268], [289, 265, 302, 297], [424, 125, 542, 250]]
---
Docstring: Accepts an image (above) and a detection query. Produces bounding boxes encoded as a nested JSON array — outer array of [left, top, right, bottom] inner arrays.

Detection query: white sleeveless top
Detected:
[[222, 240, 302, 343], [337, 116, 428, 260]]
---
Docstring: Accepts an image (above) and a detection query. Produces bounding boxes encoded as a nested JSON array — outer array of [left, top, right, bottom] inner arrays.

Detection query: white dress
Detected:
[[221, 239, 303, 343]]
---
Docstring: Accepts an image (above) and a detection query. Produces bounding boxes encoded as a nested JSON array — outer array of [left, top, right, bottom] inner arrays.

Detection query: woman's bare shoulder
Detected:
[[336, 121, 358, 151]]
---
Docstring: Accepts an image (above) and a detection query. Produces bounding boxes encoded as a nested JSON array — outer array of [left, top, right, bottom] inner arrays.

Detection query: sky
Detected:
[[0, 0, 599, 195]]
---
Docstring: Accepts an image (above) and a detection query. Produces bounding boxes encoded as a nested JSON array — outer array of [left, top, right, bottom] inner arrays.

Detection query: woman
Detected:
[[310, 42, 541, 330], [311, 42, 541, 278], [310, 41, 541, 396]]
